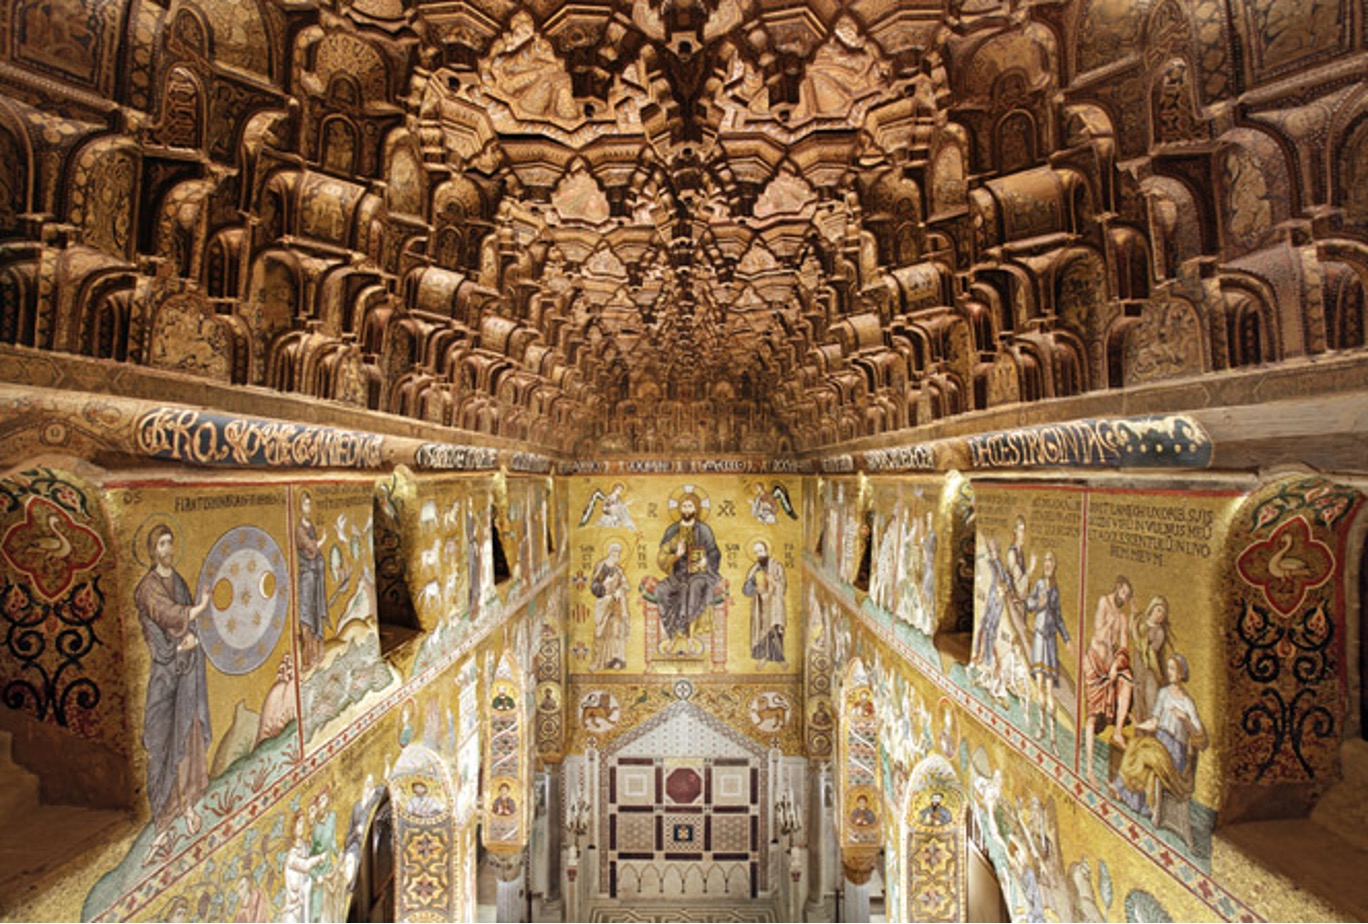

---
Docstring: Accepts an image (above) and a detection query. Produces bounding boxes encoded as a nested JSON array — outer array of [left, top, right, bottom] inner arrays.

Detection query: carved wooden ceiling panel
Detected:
[[415, 0, 939, 451], [0, 0, 1364, 454]]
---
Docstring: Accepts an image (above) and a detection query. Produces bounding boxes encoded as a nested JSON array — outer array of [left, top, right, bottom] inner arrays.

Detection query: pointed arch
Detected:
[[344, 783, 393, 922], [389, 739, 457, 920]]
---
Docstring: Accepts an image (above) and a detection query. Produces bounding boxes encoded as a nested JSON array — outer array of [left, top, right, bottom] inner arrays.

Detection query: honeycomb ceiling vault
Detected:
[[413, 0, 941, 454], [3, 0, 1363, 456]]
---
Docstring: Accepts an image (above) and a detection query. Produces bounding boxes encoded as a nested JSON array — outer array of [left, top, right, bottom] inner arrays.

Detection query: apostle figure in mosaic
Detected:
[[406, 781, 443, 819], [491, 783, 516, 817], [849, 793, 876, 827], [744, 539, 787, 668], [590, 540, 629, 669], [919, 791, 953, 827]]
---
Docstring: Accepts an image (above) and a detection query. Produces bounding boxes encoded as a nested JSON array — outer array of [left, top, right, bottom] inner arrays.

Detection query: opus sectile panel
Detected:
[[603, 756, 762, 901]]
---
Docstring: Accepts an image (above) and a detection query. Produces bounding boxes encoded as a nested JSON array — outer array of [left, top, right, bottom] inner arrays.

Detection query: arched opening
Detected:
[[1227, 296, 1266, 367], [964, 810, 1009, 922], [90, 291, 131, 361], [373, 477, 421, 653], [491, 514, 512, 585], [0, 266, 36, 347], [346, 791, 394, 923], [1323, 261, 1366, 351], [1106, 317, 1139, 388]]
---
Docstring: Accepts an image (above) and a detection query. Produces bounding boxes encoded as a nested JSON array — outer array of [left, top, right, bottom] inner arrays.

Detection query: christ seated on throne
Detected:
[[639, 574, 728, 656]]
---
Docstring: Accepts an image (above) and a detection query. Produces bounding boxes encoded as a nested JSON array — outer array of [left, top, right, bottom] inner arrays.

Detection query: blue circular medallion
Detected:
[[196, 525, 290, 675]]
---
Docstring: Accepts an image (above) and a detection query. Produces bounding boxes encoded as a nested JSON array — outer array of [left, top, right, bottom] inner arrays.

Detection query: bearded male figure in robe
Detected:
[[135, 524, 212, 854], [1083, 575, 1135, 782], [590, 541, 629, 669], [654, 493, 721, 651], [744, 540, 787, 668]]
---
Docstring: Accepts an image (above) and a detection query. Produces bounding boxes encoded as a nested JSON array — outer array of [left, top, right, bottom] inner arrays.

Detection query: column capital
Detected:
[[490, 848, 528, 882], [841, 846, 880, 885]]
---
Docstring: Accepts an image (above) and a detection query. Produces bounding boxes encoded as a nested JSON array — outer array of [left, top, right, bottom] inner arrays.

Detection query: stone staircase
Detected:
[[1212, 740, 1368, 922], [0, 730, 131, 916], [0, 730, 40, 820]]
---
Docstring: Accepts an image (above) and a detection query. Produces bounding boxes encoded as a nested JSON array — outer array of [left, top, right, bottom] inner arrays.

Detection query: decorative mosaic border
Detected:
[[851, 414, 1214, 474], [0, 385, 518, 473], [558, 459, 810, 475], [586, 900, 776, 922]]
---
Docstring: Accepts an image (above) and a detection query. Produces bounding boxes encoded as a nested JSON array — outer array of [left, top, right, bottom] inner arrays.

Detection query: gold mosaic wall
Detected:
[[805, 466, 1366, 922], [564, 474, 805, 754], [0, 457, 561, 922]]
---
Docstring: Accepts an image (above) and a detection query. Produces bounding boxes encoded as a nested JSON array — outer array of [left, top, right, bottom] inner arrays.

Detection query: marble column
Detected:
[[491, 849, 527, 923], [807, 762, 836, 921], [562, 844, 580, 924], [544, 764, 562, 903], [842, 879, 871, 923], [533, 767, 565, 921]]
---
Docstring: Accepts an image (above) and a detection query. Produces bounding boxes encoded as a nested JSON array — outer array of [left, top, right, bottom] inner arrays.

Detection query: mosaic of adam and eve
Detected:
[[572, 479, 800, 673]]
